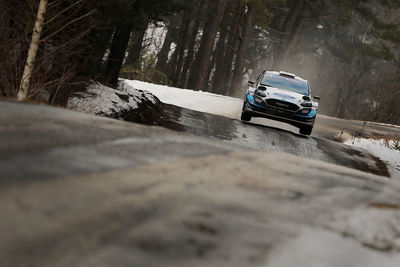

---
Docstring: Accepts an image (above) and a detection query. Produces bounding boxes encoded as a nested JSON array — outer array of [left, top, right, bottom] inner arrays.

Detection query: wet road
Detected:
[[124, 79, 400, 178], [159, 104, 394, 178]]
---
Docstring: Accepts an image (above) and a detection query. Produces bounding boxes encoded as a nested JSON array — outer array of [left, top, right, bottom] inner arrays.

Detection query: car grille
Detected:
[[266, 99, 299, 112]]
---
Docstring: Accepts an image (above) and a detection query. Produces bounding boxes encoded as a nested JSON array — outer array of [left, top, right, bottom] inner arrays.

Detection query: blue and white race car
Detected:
[[241, 71, 320, 135]]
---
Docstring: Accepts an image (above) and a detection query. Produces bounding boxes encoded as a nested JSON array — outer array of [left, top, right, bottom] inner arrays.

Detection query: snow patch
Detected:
[[265, 228, 400, 267], [67, 82, 161, 123], [67, 83, 157, 116], [68, 83, 136, 115], [344, 138, 400, 179], [123, 79, 243, 119]]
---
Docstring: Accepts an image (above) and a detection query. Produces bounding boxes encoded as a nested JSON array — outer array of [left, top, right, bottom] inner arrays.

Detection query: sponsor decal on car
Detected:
[[273, 92, 296, 100]]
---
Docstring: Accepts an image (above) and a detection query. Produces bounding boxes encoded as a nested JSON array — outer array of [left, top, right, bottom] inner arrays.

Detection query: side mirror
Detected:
[[248, 81, 255, 87], [257, 86, 267, 91], [313, 96, 320, 102]]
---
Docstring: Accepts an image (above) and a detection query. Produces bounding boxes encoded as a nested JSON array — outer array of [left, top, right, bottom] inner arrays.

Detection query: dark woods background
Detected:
[[0, 0, 399, 124]]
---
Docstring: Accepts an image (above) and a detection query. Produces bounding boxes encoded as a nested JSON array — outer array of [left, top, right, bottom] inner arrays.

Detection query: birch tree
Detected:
[[17, 0, 48, 101]]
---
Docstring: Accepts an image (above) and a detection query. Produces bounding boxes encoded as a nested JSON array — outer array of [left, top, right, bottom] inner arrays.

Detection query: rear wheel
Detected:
[[299, 125, 313, 135]]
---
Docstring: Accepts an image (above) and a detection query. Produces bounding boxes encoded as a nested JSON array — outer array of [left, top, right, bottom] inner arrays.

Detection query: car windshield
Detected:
[[261, 75, 309, 95]]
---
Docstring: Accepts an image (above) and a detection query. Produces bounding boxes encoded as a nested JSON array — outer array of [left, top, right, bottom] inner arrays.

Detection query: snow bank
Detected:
[[67, 82, 163, 125], [123, 79, 243, 119], [345, 138, 400, 179], [68, 83, 137, 115]]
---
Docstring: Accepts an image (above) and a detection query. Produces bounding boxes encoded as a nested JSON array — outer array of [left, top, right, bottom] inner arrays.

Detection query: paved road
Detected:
[[2, 100, 400, 267], [0, 101, 247, 184], [160, 104, 398, 178]]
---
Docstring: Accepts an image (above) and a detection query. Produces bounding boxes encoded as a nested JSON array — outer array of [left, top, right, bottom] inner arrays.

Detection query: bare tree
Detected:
[[17, 0, 48, 101]]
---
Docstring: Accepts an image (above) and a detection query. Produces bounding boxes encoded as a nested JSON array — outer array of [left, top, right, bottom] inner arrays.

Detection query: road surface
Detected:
[[159, 104, 398, 178], [1, 100, 400, 267]]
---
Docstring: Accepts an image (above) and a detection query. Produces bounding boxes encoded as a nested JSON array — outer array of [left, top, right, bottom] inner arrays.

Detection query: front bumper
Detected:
[[243, 95, 316, 127]]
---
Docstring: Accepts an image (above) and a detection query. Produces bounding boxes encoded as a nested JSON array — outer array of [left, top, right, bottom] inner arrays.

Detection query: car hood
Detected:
[[264, 86, 305, 105]]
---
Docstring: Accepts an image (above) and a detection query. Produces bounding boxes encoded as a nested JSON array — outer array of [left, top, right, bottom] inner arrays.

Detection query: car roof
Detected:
[[264, 71, 308, 83]]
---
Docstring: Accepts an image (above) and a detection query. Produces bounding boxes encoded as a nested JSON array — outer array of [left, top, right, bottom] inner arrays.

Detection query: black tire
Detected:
[[241, 111, 251, 121], [299, 125, 313, 135], [242, 101, 247, 110], [241, 101, 251, 121]]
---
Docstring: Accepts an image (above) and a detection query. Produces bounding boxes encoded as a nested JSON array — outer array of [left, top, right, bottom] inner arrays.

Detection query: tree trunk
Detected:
[[85, 27, 114, 79], [170, 0, 193, 85], [277, 19, 303, 69], [178, 0, 205, 88], [210, 4, 230, 94], [17, 0, 48, 100], [156, 21, 178, 73], [0, 7, 7, 55], [187, 0, 228, 91], [165, 48, 178, 78], [218, 0, 244, 95], [125, 16, 149, 67], [230, 3, 255, 95], [274, 0, 305, 69], [104, 24, 133, 87], [211, 29, 227, 94], [206, 39, 220, 92]]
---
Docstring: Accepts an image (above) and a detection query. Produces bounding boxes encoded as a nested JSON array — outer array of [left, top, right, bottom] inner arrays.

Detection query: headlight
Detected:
[[301, 102, 312, 108], [255, 90, 266, 97]]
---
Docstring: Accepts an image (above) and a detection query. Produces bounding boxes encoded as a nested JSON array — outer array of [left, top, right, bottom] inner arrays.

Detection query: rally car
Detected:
[[241, 71, 320, 135]]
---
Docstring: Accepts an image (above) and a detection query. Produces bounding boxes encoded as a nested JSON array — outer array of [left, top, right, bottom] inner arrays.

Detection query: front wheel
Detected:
[[299, 125, 313, 135], [241, 111, 251, 121]]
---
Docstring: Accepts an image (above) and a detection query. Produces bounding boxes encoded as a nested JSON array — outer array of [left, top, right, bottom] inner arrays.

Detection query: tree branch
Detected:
[[45, 0, 86, 26], [40, 9, 95, 42]]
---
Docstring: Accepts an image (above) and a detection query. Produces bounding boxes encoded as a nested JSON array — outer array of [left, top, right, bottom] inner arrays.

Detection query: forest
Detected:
[[0, 0, 399, 124]]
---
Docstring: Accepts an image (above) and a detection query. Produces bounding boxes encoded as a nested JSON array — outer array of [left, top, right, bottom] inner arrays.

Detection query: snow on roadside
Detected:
[[344, 138, 400, 179], [123, 79, 243, 119], [67, 82, 161, 123], [122, 79, 301, 133], [68, 83, 136, 115]]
